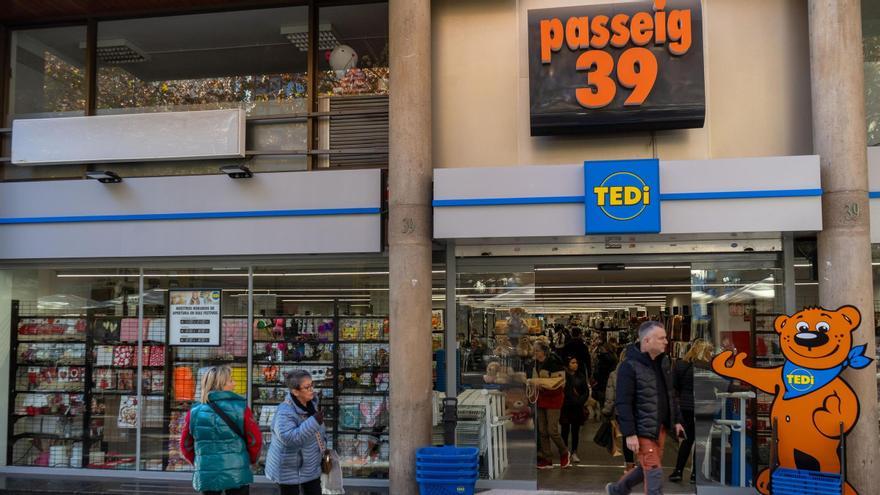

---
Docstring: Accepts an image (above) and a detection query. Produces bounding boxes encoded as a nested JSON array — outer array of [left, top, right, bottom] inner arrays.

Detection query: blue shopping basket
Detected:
[[416, 446, 479, 495]]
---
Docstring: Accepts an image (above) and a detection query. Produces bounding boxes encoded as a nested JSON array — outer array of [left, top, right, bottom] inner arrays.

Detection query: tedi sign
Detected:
[[528, 0, 705, 136], [584, 159, 660, 234]]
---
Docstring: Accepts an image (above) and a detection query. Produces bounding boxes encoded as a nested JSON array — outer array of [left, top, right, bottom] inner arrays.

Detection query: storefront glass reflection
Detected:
[[0, 259, 447, 480], [690, 261, 784, 488]]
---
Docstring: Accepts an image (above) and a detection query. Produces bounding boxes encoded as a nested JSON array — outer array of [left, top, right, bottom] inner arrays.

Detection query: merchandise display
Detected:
[[8, 299, 394, 478], [251, 314, 391, 479], [9, 310, 88, 468]]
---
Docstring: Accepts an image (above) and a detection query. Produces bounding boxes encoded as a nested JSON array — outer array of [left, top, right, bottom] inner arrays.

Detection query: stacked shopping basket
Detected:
[[416, 446, 479, 495]]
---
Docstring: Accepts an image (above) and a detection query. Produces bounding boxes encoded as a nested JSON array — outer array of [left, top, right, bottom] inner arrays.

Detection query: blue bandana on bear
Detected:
[[782, 345, 873, 400]]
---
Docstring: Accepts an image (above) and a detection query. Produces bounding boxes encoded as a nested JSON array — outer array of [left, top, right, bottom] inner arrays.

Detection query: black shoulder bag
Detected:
[[207, 402, 248, 445]]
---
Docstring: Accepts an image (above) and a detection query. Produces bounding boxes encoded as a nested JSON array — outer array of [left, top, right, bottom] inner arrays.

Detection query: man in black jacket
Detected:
[[606, 321, 684, 495]]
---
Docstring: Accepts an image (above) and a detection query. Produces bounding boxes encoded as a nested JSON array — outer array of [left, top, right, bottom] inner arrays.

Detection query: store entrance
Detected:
[[455, 255, 783, 493]]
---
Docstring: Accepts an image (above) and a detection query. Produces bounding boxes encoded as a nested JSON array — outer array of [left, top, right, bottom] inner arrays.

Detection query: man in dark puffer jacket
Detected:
[[606, 321, 684, 495]]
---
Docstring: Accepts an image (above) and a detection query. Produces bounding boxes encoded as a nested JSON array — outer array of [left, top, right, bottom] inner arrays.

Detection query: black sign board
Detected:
[[528, 0, 704, 136]]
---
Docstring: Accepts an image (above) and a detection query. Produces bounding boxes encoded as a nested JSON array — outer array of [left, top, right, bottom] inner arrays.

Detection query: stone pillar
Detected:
[[809, 1, 879, 493], [388, 0, 433, 493]]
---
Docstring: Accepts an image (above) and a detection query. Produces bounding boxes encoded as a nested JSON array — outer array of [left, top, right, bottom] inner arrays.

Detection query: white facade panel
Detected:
[[0, 216, 380, 259], [661, 156, 821, 193], [434, 156, 822, 239], [11, 109, 245, 165], [434, 204, 582, 238], [868, 147, 880, 243], [0, 169, 382, 259], [0, 168, 379, 217], [434, 165, 583, 199], [660, 197, 823, 234]]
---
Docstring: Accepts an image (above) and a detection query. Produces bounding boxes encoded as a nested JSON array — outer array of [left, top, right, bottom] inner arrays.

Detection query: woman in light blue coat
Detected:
[[265, 370, 326, 495]]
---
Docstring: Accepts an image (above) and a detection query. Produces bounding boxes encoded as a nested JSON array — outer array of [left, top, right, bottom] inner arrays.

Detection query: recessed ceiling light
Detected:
[[80, 39, 149, 64], [281, 24, 339, 52]]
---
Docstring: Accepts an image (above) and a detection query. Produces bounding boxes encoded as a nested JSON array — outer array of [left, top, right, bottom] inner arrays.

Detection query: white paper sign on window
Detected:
[[169, 289, 222, 346]]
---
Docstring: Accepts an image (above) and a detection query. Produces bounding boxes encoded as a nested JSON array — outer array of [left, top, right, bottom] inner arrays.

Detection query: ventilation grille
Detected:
[[329, 95, 388, 168]]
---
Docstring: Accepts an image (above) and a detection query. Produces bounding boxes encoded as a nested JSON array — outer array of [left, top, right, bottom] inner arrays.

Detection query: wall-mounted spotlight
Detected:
[[220, 164, 253, 179], [85, 170, 122, 183]]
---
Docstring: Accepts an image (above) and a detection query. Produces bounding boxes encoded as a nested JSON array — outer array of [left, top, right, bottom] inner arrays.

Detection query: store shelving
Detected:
[[8, 298, 395, 478]]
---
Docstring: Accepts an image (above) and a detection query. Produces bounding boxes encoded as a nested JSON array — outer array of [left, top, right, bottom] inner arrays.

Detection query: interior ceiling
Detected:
[[12, 3, 388, 81], [1, 1, 301, 24]]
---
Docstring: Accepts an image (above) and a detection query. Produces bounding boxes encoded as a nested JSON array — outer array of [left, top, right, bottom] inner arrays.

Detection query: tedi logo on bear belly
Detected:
[[786, 368, 816, 392], [593, 172, 651, 221]]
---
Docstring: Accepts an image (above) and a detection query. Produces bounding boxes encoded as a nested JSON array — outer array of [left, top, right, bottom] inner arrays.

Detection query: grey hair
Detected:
[[637, 320, 664, 342], [285, 370, 313, 390]]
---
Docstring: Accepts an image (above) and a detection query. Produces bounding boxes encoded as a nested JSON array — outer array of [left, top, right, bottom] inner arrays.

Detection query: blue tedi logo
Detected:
[[584, 159, 661, 234], [593, 172, 652, 221], [786, 368, 816, 392]]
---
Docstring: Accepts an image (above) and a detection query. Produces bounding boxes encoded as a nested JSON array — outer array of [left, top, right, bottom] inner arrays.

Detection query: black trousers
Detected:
[[674, 408, 696, 472], [203, 486, 249, 495], [560, 422, 581, 452], [279, 478, 322, 495]]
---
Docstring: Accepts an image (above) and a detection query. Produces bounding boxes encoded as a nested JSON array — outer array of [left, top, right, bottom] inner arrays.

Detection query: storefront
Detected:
[[2, 0, 880, 493], [0, 1, 414, 486], [430, 154, 826, 491], [0, 166, 447, 485]]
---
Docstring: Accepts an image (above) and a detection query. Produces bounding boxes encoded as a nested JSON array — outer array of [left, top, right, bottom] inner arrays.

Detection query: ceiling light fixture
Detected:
[[80, 39, 149, 64], [85, 170, 122, 183], [281, 24, 339, 52]]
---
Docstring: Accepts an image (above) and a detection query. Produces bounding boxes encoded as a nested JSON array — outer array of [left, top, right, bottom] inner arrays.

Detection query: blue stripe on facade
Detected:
[[432, 189, 822, 207], [659, 189, 823, 201], [0, 207, 381, 225], [870, 192, 880, 199], [432, 196, 585, 207]]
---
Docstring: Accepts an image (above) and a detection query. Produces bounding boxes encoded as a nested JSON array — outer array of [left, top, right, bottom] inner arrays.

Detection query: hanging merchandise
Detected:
[[173, 367, 196, 402]]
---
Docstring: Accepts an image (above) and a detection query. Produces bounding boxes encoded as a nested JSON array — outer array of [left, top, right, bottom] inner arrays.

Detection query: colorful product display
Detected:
[[9, 305, 396, 478]]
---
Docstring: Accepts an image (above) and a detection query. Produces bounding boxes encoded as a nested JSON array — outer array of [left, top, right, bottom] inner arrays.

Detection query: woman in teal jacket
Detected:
[[180, 365, 262, 495]]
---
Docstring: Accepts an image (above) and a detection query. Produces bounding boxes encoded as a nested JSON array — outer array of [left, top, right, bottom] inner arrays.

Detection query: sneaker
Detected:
[[560, 451, 571, 469], [537, 458, 553, 470], [669, 470, 683, 482], [571, 452, 581, 463], [605, 482, 615, 495]]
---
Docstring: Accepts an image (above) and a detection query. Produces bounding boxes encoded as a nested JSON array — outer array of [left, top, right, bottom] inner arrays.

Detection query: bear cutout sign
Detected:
[[711, 306, 873, 495]]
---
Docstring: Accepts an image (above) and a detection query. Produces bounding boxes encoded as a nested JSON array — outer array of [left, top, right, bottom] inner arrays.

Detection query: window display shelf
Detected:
[[337, 428, 387, 435], [253, 360, 334, 365], [340, 366, 389, 372], [339, 340, 389, 344], [12, 433, 84, 441], [338, 391, 388, 397], [16, 336, 87, 343], [174, 357, 248, 365], [16, 388, 85, 394]]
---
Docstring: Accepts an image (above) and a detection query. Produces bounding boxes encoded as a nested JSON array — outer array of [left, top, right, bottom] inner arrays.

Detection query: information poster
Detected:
[[169, 289, 221, 346]]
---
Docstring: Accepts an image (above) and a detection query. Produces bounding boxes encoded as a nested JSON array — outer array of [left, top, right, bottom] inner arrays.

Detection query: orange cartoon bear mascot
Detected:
[[711, 306, 872, 495]]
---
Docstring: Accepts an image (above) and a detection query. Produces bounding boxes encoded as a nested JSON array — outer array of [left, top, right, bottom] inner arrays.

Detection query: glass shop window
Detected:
[[7, 26, 88, 124], [95, 7, 308, 117], [864, 0, 880, 145]]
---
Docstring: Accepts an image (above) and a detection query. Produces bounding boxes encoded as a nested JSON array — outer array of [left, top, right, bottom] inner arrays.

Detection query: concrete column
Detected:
[[388, 0, 433, 493], [809, 1, 879, 493]]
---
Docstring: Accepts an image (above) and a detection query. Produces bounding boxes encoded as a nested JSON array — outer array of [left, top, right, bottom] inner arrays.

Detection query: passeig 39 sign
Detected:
[[528, 0, 704, 136]]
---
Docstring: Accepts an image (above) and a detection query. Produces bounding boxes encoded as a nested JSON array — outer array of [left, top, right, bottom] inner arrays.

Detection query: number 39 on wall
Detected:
[[575, 48, 657, 108]]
